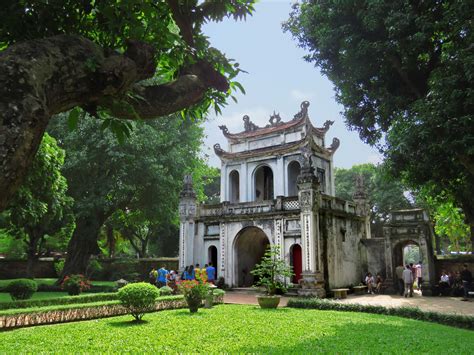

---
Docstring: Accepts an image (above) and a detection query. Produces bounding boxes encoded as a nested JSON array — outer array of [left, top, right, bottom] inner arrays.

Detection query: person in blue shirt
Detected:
[[187, 265, 195, 280], [206, 262, 216, 284], [157, 265, 169, 287]]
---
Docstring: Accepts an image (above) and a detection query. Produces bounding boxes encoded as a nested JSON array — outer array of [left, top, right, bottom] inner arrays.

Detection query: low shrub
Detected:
[[7, 279, 38, 301], [212, 288, 226, 297], [117, 282, 159, 321], [0, 292, 118, 310], [287, 298, 474, 330], [159, 286, 173, 296], [61, 275, 91, 295]]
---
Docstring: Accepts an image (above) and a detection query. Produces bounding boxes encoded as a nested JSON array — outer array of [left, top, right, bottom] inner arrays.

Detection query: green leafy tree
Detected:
[[334, 163, 412, 237], [418, 188, 471, 253], [2, 133, 74, 276], [0, 0, 255, 211], [284, 1, 474, 249], [49, 114, 211, 275]]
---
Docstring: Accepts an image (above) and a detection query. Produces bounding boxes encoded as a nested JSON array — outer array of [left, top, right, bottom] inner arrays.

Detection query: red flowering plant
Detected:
[[61, 274, 91, 295], [177, 280, 209, 313]]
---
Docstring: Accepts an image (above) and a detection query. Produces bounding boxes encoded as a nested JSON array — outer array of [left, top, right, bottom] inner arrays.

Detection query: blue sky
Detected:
[[201, 1, 381, 169]]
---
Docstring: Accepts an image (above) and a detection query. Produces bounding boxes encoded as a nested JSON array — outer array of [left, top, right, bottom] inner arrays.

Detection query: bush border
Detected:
[[286, 298, 474, 330]]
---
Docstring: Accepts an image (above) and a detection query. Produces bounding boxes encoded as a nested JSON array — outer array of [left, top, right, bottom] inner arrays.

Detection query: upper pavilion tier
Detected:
[[213, 101, 340, 161]]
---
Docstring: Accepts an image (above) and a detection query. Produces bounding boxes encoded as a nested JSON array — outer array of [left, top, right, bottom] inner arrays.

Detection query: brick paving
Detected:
[[223, 290, 474, 315]]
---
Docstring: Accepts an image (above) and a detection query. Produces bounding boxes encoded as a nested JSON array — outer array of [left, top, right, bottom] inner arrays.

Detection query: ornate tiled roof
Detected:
[[217, 101, 334, 142]]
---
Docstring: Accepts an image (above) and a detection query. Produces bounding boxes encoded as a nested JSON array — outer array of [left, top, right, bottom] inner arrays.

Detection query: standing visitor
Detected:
[[409, 263, 416, 296], [415, 262, 422, 291], [395, 263, 405, 296], [206, 262, 216, 284], [403, 265, 414, 298], [194, 264, 201, 279], [168, 270, 177, 293], [149, 267, 158, 286], [375, 274, 383, 294], [181, 266, 188, 280], [460, 264, 472, 301], [157, 265, 169, 288], [187, 265, 195, 280]]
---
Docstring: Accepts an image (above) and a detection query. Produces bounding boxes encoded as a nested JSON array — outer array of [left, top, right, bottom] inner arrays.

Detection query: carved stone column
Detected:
[[297, 147, 325, 297], [353, 174, 371, 239], [178, 175, 197, 271]]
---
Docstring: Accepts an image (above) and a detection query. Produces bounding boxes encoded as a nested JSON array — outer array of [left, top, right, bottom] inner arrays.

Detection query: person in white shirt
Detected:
[[415, 262, 422, 291], [365, 273, 375, 294], [402, 265, 414, 298]]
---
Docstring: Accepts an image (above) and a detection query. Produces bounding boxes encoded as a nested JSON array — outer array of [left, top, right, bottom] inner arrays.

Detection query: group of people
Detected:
[[395, 262, 423, 297], [148, 262, 217, 290], [364, 272, 384, 294], [181, 263, 216, 283], [438, 264, 472, 300]]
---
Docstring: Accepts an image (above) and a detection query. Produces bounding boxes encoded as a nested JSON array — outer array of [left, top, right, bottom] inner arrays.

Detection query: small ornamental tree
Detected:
[[118, 282, 159, 321], [251, 246, 293, 296]]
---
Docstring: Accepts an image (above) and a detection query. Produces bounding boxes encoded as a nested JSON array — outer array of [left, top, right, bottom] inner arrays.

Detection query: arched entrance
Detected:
[[392, 240, 421, 294], [290, 244, 302, 284], [254, 166, 274, 201], [234, 227, 270, 287], [208, 245, 218, 276]]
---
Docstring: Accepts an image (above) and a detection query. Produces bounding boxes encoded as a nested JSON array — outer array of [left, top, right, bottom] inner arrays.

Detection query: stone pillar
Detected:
[[178, 175, 197, 271], [240, 162, 248, 202], [353, 174, 371, 239], [297, 147, 325, 297]]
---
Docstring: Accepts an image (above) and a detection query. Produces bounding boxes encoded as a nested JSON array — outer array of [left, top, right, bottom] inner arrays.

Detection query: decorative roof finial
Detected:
[[293, 101, 310, 120], [243, 115, 259, 132], [353, 174, 368, 200], [180, 175, 196, 198]]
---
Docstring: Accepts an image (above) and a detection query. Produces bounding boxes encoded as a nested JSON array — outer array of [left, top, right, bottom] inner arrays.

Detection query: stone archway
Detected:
[[234, 227, 270, 287]]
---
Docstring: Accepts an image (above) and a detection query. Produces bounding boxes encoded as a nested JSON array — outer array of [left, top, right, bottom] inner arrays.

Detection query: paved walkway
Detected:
[[223, 290, 474, 315]]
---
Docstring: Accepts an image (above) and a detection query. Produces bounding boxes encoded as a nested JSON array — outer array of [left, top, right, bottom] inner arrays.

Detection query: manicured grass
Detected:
[[1, 305, 473, 353], [0, 292, 69, 302]]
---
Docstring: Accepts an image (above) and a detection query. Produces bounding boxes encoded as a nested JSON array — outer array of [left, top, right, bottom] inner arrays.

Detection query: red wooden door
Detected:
[[292, 244, 302, 284]]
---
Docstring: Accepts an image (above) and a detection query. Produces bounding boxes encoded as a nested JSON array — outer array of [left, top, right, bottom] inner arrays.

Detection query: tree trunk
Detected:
[[0, 35, 227, 212], [106, 223, 115, 258], [25, 231, 41, 278], [60, 216, 105, 278]]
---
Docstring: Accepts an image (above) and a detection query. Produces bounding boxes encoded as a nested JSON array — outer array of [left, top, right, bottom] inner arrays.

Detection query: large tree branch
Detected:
[[0, 34, 227, 211]]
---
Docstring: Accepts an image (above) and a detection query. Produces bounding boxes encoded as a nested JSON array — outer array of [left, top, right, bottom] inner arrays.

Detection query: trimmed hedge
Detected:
[[6, 279, 38, 300], [0, 292, 118, 310], [118, 283, 160, 321], [287, 298, 474, 330], [0, 296, 185, 329]]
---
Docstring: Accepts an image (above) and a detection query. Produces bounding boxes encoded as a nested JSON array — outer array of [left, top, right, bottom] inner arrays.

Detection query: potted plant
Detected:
[[178, 280, 209, 313], [251, 245, 293, 309]]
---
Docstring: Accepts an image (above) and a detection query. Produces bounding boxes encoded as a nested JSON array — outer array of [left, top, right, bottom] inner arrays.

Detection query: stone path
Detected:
[[223, 290, 474, 315]]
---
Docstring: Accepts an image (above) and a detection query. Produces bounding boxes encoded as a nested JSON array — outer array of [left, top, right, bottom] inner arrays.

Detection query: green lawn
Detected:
[[0, 292, 69, 302], [1, 305, 473, 353]]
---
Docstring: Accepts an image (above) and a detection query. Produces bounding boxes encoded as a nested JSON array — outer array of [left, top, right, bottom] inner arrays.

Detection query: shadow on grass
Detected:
[[108, 319, 150, 328], [174, 309, 207, 317]]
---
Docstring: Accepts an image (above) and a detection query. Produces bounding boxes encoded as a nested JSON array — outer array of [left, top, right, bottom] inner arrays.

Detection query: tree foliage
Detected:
[[285, 0, 474, 249], [334, 163, 412, 236], [0, 0, 255, 211], [48, 113, 211, 274], [0, 134, 74, 275]]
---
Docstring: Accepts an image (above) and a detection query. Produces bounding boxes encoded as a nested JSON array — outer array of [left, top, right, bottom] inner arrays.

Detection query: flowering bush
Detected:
[[178, 280, 209, 313], [61, 274, 91, 295]]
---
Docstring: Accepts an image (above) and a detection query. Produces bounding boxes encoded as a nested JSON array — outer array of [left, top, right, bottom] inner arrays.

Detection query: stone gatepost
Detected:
[[297, 147, 326, 298], [178, 175, 197, 271], [352, 174, 371, 239]]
